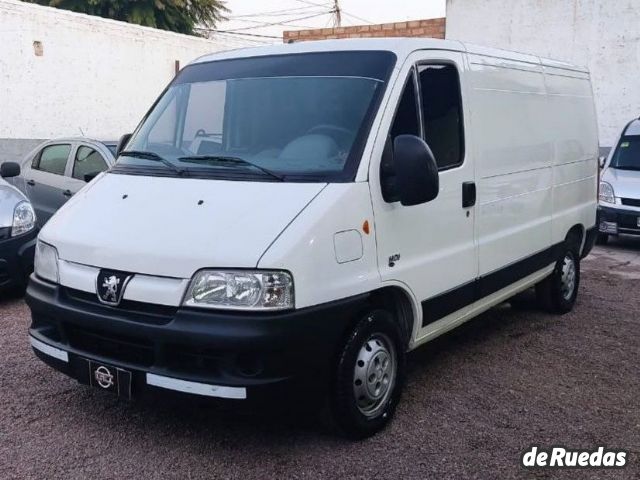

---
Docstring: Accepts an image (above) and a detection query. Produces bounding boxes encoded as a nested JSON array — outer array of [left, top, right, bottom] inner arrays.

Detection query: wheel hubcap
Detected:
[[353, 333, 396, 418], [560, 253, 576, 301]]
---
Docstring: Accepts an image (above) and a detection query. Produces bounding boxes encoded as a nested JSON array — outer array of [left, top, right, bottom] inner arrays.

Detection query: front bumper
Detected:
[[26, 275, 368, 401], [598, 205, 640, 236], [0, 227, 37, 291]]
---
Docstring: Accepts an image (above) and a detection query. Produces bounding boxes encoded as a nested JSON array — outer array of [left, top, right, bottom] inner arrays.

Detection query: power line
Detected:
[[196, 27, 282, 39], [221, 12, 332, 32], [341, 10, 372, 25], [229, 16, 328, 29], [228, 4, 330, 19]]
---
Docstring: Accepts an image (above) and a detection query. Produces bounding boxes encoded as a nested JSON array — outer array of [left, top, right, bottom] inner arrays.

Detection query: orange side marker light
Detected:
[[362, 220, 370, 235]]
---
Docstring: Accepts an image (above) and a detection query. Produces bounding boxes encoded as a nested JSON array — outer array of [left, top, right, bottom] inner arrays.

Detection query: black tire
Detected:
[[536, 246, 580, 314], [329, 309, 405, 439], [596, 233, 609, 245]]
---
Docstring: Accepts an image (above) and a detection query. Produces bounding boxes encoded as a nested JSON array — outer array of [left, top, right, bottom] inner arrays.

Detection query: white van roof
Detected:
[[192, 37, 588, 74]]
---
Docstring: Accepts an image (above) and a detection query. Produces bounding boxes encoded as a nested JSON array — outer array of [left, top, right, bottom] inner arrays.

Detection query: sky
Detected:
[[213, 0, 446, 45]]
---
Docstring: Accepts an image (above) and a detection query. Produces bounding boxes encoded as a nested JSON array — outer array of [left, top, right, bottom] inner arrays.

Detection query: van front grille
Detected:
[[65, 325, 155, 366], [620, 198, 640, 207]]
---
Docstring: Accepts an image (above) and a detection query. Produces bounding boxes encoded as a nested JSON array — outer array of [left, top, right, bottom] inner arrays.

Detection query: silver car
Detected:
[[598, 117, 640, 243], [0, 162, 37, 294], [12, 138, 116, 226]]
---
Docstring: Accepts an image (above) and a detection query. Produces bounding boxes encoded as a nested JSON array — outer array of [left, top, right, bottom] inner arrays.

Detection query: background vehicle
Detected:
[[598, 118, 640, 244], [0, 162, 37, 294], [26, 39, 598, 438], [11, 138, 116, 226]]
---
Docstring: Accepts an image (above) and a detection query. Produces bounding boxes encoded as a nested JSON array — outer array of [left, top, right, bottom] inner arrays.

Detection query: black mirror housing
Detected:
[[116, 133, 132, 157], [393, 135, 439, 206], [0, 161, 21, 178]]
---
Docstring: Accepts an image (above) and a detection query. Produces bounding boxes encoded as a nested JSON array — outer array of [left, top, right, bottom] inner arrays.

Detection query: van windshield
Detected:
[[120, 51, 395, 182], [610, 136, 640, 171]]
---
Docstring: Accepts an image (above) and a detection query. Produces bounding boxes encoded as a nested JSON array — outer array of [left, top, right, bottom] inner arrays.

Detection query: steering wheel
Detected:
[[306, 124, 354, 149]]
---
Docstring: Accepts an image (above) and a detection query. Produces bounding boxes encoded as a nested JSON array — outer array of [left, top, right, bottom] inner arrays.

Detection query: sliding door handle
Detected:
[[462, 181, 476, 208]]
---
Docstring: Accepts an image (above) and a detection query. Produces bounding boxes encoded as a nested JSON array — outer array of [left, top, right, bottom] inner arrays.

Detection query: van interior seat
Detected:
[[279, 134, 340, 164]]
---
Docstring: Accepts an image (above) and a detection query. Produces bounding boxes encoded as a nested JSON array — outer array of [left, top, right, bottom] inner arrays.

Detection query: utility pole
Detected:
[[332, 0, 342, 27]]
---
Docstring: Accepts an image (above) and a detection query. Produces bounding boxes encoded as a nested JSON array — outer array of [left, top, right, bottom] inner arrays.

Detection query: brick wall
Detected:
[[283, 18, 446, 43]]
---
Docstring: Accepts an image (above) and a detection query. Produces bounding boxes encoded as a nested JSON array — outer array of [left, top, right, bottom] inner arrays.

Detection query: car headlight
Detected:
[[34, 240, 59, 283], [184, 270, 294, 311], [599, 181, 615, 204], [11, 201, 36, 237]]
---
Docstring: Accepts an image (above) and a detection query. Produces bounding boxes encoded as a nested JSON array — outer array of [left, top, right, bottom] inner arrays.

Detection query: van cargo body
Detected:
[[26, 39, 598, 437]]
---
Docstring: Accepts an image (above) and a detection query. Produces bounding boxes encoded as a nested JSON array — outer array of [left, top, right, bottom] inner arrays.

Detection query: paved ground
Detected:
[[1, 241, 639, 479]]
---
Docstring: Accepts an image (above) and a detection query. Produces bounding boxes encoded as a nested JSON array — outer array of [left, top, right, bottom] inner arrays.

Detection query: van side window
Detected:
[[418, 64, 464, 170], [390, 72, 420, 139], [380, 72, 421, 203], [33, 144, 71, 176]]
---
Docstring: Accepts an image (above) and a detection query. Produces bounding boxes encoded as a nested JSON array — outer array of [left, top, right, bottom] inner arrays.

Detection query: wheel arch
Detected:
[[367, 284, 419, 350], [566, 223, 586, 253]]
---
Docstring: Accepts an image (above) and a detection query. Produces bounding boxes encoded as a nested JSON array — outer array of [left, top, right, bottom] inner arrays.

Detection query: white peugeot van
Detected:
[[27, 39, 598, 438]]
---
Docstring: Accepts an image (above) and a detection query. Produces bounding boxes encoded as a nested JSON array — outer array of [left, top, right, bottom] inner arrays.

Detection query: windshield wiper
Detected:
[[178, 155, 284, 181], [120, 150, 186, 176]]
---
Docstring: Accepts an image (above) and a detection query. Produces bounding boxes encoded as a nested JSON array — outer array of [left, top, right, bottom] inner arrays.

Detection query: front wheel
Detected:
[[536, 247, 580, 314], [330, 310, 405, 439]]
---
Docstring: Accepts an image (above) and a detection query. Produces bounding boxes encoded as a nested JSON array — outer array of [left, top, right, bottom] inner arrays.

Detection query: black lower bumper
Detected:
[[0, 228, 37, 292], [26, 275, 368, 400], [598, 205, 640, 236]]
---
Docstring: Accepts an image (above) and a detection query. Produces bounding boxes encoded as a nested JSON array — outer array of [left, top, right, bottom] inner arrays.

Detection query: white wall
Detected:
[[0, 0, 246, 160], [446, 0, 640, 148]]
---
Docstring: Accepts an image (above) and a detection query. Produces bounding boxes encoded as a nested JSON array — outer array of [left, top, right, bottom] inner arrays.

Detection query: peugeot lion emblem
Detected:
[[96, 269, 133, 306]]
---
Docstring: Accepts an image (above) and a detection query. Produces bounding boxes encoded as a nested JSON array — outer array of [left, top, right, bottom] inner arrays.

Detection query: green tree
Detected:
[[24, 0, 228, 36]]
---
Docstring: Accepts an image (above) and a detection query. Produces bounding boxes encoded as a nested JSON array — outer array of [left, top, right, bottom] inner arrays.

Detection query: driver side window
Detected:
[[381, 71, 421, 203]]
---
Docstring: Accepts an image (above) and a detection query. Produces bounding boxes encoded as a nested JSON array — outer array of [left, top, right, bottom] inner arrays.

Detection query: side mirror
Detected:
[[598, 156, 606, 169], [116, 133, 132, 157], [0, 161, 21, 178], [393, 135, 439, 206]]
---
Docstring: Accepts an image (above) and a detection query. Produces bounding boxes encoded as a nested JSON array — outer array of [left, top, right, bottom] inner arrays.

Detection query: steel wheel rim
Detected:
[[560, 253, 577, 301], [353, 333, 397, 418]]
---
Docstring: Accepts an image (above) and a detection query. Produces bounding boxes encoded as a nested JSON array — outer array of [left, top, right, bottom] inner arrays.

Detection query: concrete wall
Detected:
[[0, 0, 240, 163], [446, 0, 640, 148], [284, 18, 446, 42]]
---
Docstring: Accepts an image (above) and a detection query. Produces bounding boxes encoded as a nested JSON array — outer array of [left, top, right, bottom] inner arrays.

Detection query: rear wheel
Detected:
[[536, 246, 580, 314], [329, 309, 405, 439]]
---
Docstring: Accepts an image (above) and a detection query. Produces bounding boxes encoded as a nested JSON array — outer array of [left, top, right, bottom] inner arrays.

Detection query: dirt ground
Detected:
[[0, 242, 638, 479]]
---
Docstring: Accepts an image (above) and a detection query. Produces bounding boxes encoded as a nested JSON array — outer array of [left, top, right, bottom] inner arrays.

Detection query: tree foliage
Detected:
[[24, 0, 228, 36]]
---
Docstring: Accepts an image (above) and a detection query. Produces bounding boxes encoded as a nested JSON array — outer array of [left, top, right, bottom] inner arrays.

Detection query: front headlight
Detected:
[[184, 270, 294, 311], [11, 201, 36, 237], [599, 181, 615, 204], [34, 240, 59, 283]]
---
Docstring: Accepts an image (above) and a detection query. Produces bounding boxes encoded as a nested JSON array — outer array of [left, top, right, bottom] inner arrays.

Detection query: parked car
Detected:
[[0, 162, 37, 294], [25, 39, 598, 438], [12, 138, 116, 226], [598, 118, 640, 243]]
